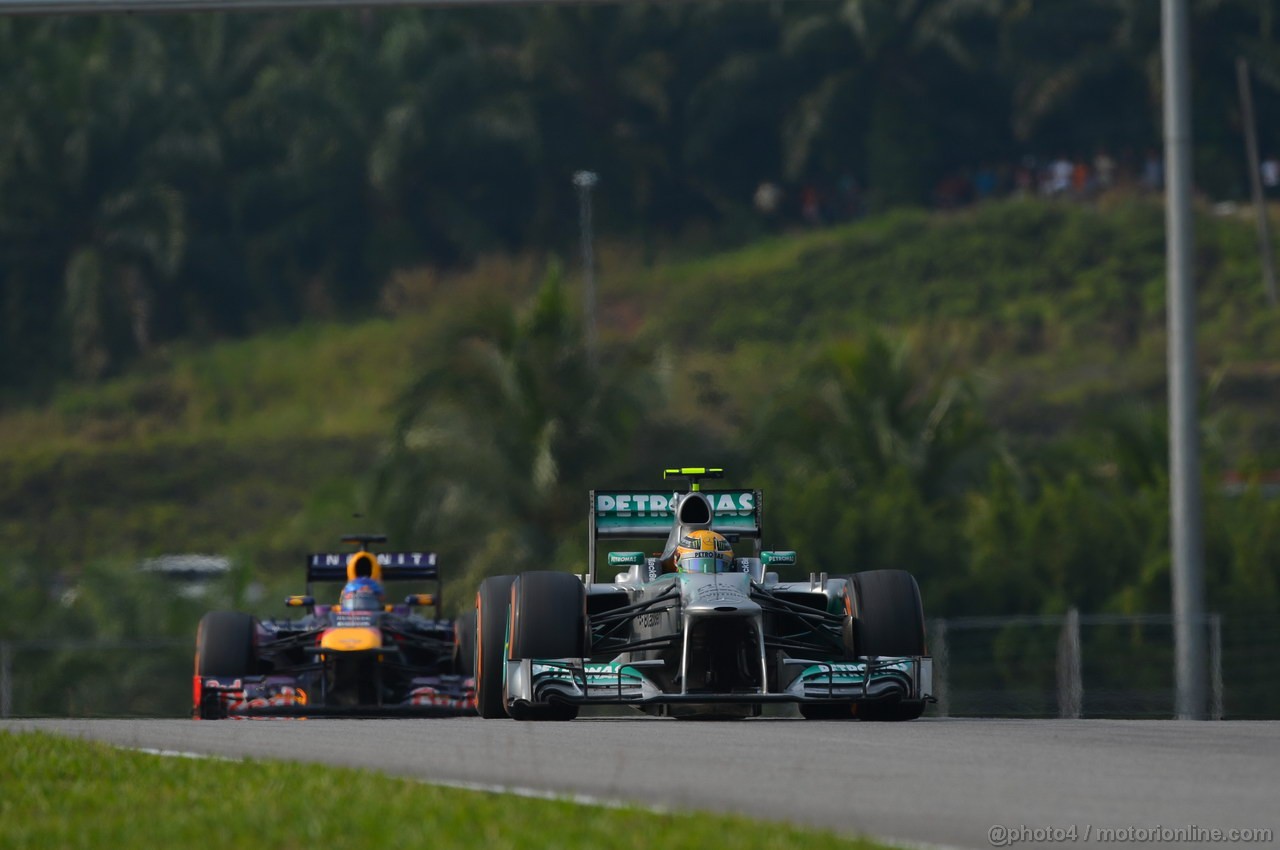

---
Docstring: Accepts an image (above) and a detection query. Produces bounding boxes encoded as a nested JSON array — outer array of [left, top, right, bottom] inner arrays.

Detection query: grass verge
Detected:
[[0, 730, 889, 850]]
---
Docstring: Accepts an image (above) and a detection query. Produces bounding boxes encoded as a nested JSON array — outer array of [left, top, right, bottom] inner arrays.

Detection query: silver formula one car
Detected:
[[473, 468, 933, 721]]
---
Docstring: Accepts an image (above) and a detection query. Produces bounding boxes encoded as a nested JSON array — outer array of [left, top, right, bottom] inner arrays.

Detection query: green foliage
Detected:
[[0, 731, 886, 850], [4, 3, 1280, 391], [1, 197, 1279, 708]]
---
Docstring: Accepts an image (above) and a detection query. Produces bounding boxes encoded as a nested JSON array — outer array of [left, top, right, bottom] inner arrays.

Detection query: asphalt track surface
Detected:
[[3, 717, 1277, 849]]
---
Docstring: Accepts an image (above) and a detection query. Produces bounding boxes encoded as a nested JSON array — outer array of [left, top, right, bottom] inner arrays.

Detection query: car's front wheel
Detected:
[[194, 611, 257, 719], [474, 575, 516, 719], [506, 571, 585, 721]]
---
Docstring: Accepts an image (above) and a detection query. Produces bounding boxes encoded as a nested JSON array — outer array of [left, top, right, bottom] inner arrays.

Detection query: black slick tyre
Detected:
[[196, 611, 256, 676], [851, 570, 925, 658], [506, 571, 586, 721], [194, 611, 256, 719], [850, 569, 927, 721], [475, 575, 516, 719], [509, 571, 587, 661]]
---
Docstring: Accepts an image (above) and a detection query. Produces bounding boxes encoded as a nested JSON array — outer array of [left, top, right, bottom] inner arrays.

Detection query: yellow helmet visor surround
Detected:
[[346, 551, 382, 583], [674, 529, 734, 573], [678, 552, 735, 574]]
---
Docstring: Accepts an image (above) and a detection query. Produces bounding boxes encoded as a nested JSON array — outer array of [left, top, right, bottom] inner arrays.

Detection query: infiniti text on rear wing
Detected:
[[306, 552, 439, 583]]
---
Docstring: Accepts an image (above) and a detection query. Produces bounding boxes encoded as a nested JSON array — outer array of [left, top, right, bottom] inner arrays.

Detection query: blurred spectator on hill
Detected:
[[1262, 156, 1279, 195], [1047, 156, 1073, 196], [1093, 150, 1117, 192], [753, 180, 783, 221], [973, 164, 998, 201], [800, 183, 823, 226], [836, 173, 863, 220], [1071, 159, 1092, 199]]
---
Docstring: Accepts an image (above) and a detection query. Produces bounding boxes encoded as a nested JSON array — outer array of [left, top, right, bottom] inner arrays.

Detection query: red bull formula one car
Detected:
[[193, 535, 475, 718]]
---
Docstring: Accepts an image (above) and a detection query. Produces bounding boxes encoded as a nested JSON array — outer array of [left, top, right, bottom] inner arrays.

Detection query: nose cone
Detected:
[[320, 627, 382, 651], [678, 572, 759, 616]]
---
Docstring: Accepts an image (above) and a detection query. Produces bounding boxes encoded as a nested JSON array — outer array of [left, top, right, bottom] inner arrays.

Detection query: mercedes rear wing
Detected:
[[588, 488, 763, 583]]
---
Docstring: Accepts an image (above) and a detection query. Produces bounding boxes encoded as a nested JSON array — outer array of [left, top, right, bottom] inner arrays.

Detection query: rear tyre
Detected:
[[194, 611, 257, 720], [454, 610, 477, 677], [475, 575, 516, 719], [508, 571, 586, 721]]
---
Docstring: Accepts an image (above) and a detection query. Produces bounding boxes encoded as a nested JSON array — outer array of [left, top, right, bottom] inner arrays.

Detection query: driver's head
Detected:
[[340, 577, 385, 612], [674, 529, 735, 574]]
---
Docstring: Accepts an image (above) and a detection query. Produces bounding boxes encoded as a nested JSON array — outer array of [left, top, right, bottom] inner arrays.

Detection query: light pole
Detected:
[[1163, 0, 1208, 720], [573, 170, 599, 369]]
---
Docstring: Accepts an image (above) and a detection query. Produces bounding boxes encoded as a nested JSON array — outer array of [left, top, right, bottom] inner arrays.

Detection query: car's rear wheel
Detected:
[[475, 575, 516, 719], [194, 611, 257, 719], [507, 571, 586, 721]]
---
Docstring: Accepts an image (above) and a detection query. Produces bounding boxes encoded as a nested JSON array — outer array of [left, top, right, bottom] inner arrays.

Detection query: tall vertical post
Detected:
[[573, 170, 600, 370], [1235, 58, 1279, 307], [1163, 0, 1209, 720], [1209, 614, 1223, 720], [1, 641, 12, 719], [930, 619, 950, 717], [1056, 608, 1083, 719]]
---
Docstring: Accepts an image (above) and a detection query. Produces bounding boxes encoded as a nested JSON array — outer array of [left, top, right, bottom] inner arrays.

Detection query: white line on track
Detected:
[[124, 745, 971, 850]]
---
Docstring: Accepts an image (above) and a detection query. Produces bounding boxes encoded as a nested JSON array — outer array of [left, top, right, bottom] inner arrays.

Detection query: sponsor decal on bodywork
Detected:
[[593, 490, 761, 534]]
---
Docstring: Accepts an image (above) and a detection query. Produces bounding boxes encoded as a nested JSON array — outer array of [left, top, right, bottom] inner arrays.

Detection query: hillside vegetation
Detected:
[[2, 199, 1279, 629]]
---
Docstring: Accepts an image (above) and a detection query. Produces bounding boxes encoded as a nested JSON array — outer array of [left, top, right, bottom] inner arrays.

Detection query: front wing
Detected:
[[195, 673, 475, 718], [505, 656, 932, 707]]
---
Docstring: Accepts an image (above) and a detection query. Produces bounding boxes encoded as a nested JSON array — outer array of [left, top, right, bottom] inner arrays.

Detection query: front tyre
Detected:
[[194, 611, 257, 720], [507, 571, 586, 721], [850, 570, 926, 658], [475, 575, 516, 719]]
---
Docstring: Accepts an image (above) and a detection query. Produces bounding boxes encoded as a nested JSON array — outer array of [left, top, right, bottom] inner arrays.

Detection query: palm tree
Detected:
[[777, 0, 1002, 205], [757, 332, 998, 502], [371, 261, 662, 597]]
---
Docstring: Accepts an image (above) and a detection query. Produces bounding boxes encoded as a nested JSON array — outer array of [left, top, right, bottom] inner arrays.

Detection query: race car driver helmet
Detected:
[[674, 529, 735, 574], [339, 577, 385, 612]]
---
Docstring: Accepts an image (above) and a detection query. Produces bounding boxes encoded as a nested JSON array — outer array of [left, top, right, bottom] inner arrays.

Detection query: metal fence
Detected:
[[2, 613, 1277, 718], [928, 611, 1280, 719]]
